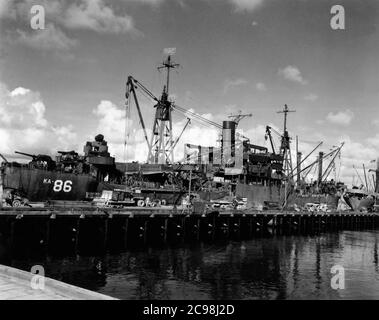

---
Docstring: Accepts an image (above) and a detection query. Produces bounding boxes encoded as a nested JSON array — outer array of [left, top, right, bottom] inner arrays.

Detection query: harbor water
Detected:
[[2, 229, 379, 300]]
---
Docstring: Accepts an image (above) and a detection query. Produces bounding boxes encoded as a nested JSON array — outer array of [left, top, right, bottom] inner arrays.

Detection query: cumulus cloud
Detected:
[[93, 100, 130, 145], [63, 0, 138, 34], [15, 23, 78, 51], [2, 0, 142, 53], [223, 78, 248, 93], [0, 82, 78, 158], [229, 0, 263, 12], [326, 109, 354, 126], [0, 85, 48, 129], [92, 100, 152, 161], [278, 65, 307, 85], [4, 0, 138, 34]]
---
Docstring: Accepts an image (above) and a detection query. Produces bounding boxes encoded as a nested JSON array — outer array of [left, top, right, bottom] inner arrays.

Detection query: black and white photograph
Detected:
[[0, 0, 378, 308]]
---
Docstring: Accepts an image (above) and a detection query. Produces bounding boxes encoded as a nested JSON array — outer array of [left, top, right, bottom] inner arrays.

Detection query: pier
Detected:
[[0, 206, 377, 256], [0, 264, 117, 300]]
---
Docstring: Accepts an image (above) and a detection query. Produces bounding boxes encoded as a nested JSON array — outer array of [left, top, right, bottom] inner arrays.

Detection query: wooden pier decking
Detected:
[[0, 264, 117, 300]]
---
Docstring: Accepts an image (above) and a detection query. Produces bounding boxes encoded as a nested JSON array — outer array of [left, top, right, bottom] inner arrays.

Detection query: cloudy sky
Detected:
[[0, 0, 378, 186]]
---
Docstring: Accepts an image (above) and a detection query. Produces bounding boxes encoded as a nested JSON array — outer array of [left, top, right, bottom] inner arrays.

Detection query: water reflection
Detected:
[[5, 230, 379, 300]]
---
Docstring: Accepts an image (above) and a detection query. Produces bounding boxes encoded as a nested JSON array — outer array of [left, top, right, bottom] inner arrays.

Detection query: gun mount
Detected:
[[15, 151, 56, 170], [15, 151, 36, 159]]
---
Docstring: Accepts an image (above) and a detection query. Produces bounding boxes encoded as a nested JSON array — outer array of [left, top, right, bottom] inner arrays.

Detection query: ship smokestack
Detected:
[[222, 121, 236, 167]]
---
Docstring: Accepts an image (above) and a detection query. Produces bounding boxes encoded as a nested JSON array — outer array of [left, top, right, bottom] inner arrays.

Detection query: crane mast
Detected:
[[125, 54, 224, 165], [148, 54, 180, 164], [277, 104, 295, 178]]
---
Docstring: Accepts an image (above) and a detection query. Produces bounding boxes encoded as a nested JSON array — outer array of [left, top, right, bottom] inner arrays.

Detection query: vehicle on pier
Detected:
[[92, 190, 141, 208]]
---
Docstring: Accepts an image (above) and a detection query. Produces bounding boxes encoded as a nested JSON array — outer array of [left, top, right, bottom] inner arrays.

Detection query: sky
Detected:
[[0, 0, 378, 186]]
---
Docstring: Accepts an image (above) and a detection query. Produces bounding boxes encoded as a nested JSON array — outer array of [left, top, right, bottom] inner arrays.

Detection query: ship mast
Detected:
[[148, 53, 180, 164], [277, 104, 296, 179], [277, 104, 295, 209], [159, 54, 180, 96]]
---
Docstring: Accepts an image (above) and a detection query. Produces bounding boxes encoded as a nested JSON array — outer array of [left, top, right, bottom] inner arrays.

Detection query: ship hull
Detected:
[[235, 183, 284, 209], [343, 195, 375, 211], [235, 182, 340, 210], [3, 166, 99, 202]]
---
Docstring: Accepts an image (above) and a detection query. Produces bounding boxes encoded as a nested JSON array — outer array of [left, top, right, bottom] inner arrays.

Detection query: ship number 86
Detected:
[[53, 180, 73, 192]]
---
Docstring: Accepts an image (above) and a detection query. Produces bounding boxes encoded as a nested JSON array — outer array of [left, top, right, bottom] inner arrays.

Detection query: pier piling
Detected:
[[0, 208, 377, 250]]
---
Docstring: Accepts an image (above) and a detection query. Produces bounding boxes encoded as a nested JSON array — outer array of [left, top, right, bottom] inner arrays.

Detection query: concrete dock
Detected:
[[0, 264, 117, 300]]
